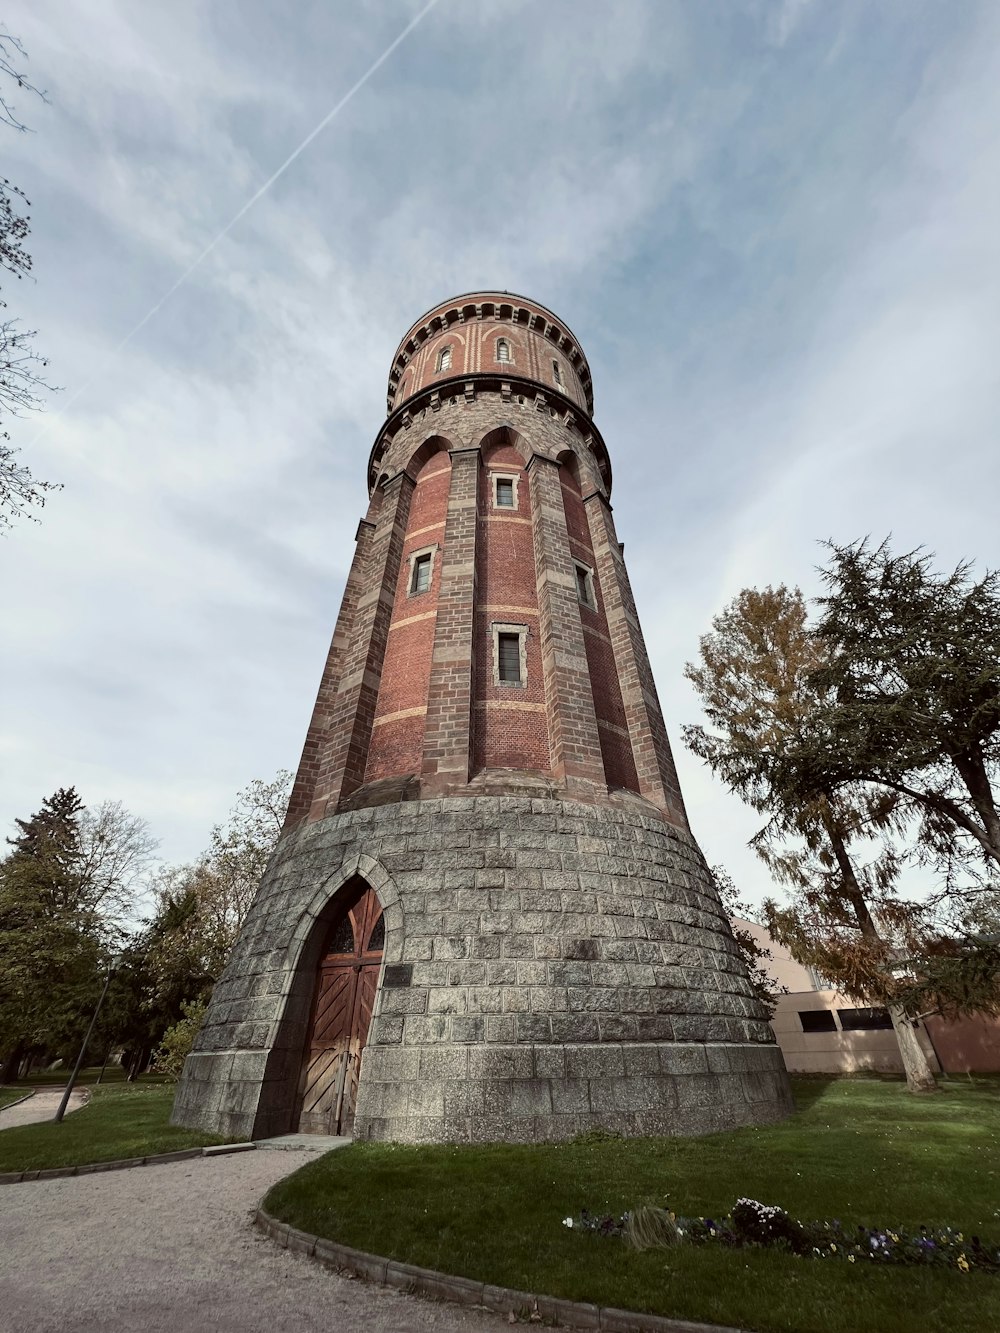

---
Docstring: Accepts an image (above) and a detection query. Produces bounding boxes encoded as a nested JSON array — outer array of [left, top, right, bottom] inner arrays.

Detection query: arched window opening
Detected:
[[496, 337, 511, 363], [552, 360, 563, 386], [437, 345, 453, 372]]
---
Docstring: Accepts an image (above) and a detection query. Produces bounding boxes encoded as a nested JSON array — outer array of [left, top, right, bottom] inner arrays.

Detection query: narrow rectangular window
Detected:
[[575, 565, 591, 605], [497, 338, 510, 363], [437, 346, 452, 372], [411, 552, 432, 594], [837, 1007, 894, 1031], [799, 1010, 837, 1033], [496, 478, 514, 508], [552, 360, 562, 385], [497, 632, 522, 684]]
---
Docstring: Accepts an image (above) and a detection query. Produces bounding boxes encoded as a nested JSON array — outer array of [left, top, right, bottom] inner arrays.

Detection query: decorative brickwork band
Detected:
[[285, 515, 377, 830], [583, 490, 689, 828], [421, 446, 480, 790], [526, 453, 607, 791], [309, 472, 415, 817]]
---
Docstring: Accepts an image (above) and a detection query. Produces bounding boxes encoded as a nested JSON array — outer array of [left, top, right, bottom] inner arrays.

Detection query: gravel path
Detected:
[[0, 1090, 87, 1130], [0, 1149, 508, 1333]]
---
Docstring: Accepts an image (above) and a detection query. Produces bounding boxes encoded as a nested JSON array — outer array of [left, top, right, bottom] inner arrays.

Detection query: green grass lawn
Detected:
[[0, 1088, 29, 1111], [264, 1076, 1000, 1333], [9, 1064, 169, 1087], [0, 1084, 230, 1171]]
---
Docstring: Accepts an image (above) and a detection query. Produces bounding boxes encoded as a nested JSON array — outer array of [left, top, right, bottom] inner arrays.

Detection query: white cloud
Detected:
[[1, 0, 997, 911]]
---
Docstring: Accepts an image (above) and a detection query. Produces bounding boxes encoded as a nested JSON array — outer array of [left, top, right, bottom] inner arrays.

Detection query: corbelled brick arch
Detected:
[[173, 292, 793, 1144]]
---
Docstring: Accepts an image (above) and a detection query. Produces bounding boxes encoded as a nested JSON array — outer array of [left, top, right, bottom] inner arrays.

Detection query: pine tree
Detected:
[[0, 787, 103, 1080], [684, 586, 939, 1093]]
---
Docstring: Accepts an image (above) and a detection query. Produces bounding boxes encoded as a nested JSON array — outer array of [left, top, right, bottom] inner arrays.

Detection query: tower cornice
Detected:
[[367, 374, 612, 497], [386, 291, 595, 417]]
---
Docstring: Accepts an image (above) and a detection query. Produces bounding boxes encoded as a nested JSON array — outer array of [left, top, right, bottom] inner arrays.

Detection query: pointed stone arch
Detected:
[[402, 431, 459, 481], [254, 855, 405, 1137], [477, 423, 532, 466], [556, 444, 602, 495]]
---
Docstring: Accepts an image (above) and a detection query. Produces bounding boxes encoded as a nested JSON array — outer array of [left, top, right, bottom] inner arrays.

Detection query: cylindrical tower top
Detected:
[[386, 291, 595, 418]]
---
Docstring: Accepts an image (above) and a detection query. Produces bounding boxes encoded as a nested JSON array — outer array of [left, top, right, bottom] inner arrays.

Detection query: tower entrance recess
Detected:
[[298, 882, 384, 1135]]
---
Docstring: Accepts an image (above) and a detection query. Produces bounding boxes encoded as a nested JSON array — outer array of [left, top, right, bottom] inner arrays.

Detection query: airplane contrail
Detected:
[[29, 0, 441, 442]]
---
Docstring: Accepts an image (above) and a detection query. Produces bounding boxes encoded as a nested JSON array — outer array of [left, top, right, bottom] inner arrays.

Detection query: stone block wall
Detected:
[[172, 796, 792, 1143]]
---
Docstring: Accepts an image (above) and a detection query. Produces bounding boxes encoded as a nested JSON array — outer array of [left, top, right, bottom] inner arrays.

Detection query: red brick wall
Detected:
[[364, 450, 451, 782], [559, 464, 640, 793], [472, 441, 550, 775], [388, 296, 591, 416]]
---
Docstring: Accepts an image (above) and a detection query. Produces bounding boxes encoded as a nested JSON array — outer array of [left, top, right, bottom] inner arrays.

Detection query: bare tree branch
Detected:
[[0, 31, 48, 133]]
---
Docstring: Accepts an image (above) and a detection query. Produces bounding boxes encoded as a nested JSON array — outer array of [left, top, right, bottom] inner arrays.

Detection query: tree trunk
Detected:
[[888, 1006, 939, 1093], [952, 747, 1000, 866], [825, 818, 940, 1094], [0, 1040, 25, 1085]]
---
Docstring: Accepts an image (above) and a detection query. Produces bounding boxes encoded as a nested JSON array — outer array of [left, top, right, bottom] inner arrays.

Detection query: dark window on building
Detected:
[[437, 346, 452, 372], [327, 912, 355, 956], [799, 1010, 837, 1033], [838, 1007, 894, 1031], [496, 338, 511, 363], [496, 478, 514, 507], [411, 552, 432, 594], [367, 913, 385, 952], [497, 632, 522, 684], [552, 360, 562, 385], [575, 564, 594, 607]]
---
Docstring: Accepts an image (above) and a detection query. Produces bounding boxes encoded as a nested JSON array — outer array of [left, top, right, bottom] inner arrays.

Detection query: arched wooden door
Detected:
[[297, 884, 384, 1136]]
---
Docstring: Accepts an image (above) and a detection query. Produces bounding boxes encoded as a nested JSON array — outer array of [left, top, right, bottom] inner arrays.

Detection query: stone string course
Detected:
[[172, 796, 791, 1143]]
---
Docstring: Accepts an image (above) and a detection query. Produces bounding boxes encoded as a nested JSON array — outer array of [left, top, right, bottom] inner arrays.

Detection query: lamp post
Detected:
[[54, 958, 118, 1124]]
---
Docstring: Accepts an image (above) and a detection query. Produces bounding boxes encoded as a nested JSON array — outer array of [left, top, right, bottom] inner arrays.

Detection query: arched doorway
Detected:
[[297, 880, 384, 1135]]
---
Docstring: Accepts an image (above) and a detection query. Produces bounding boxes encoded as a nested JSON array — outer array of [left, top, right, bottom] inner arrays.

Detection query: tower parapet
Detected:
[[172, 292, 792, 1144]]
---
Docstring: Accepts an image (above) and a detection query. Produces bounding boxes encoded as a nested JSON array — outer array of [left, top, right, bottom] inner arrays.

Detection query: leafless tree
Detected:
[[0, 29, 58, 531], [77, 801, 159, 931]]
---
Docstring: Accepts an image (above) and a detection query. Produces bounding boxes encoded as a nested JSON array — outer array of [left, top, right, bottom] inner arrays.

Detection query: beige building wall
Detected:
[[733, 918, 1000, 1076]]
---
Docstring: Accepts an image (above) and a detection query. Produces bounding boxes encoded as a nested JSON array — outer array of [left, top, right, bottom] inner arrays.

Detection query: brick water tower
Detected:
[[172, 291, 792, 1142]]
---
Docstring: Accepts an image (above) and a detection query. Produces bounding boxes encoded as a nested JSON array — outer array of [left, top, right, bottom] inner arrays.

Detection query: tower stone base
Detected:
[[172, 795, 792, 1143]]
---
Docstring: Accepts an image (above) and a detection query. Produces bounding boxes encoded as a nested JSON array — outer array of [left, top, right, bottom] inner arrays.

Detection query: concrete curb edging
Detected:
[[254, 1205, 749, 1333], [0, 1090, 37, 1113], [0, 1141, 255, 1185]]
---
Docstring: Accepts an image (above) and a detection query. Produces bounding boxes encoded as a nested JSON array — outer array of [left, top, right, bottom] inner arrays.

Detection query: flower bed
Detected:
[[566, 1197, 1000, 1274]]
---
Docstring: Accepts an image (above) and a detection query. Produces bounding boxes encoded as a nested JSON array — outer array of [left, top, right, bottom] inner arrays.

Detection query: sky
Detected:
[[2, 0, 998, 908]]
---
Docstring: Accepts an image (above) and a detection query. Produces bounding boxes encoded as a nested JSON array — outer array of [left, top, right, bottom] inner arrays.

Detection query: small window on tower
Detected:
[[552, 360, 563, 386], [492, 473, 519, 510], [492, 622, 527, 687], [575, 562, 595, 609], [410, 552, 432, 595], [496, 337, 511, 363], [437, 346, 452, 372], [497, 633, 522, 684]]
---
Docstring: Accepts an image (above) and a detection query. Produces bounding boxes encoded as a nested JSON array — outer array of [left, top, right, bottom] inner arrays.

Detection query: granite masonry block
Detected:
[[173, 795, 791, 1143]]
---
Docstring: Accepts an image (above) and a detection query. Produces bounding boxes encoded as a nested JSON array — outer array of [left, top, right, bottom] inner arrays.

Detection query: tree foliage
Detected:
[[0, 30, 58, 531], [711, 865, 785, 1019], [0, 769, 291, 1080], [684, 583, 941, 1092], [810, 539, 1000, 872], [105, 769, 292, 1076], [152, 999, 207, 1081], [0, 789, 104, 1072]]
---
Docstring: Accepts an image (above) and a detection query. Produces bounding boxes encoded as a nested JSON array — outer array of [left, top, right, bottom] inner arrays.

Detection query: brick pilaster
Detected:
[[308, 472, 415, 818], [421, 446, 480, 790], [583, 491, 689, 828], [527, 454, 606, 789], [284, 511, 378, 830]]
